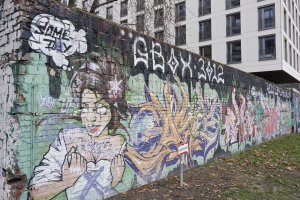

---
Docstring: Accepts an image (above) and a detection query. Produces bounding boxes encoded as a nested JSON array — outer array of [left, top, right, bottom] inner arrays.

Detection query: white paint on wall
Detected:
[[29, 14, 87, 70]]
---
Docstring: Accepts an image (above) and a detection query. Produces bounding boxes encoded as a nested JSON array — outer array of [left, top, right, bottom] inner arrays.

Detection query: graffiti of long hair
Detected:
[[70, 51, 128, 134]]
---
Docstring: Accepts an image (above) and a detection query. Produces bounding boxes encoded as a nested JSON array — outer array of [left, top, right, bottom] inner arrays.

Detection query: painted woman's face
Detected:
[[81, 89, 112, 137]]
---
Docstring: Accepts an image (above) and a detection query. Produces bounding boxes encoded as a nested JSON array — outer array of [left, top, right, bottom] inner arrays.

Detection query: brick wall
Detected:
[[0, 0, 25, 64], [0, 0, 27, 199]]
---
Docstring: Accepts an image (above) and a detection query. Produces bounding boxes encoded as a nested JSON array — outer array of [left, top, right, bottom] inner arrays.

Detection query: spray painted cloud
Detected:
[[29, 14, 87, 70]]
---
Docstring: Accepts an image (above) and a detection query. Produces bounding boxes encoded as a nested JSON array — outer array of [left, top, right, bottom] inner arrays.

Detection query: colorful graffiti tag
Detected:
[[125, 78, 220, 180]]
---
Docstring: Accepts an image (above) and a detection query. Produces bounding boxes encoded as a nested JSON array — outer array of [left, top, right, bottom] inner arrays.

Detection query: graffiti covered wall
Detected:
[[0, 0, 296, 199]]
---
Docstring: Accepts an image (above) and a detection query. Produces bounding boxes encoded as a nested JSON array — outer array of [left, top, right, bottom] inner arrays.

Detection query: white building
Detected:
[[62, 0, 300, 83]]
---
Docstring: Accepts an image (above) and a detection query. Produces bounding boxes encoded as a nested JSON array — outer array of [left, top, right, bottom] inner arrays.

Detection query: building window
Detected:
[[289, 18, 291, 39], [227, 40, 241, 63], [226, 0, 240, 9], [199, 45, 212, 59], [296, 12, 299, 29], [296, 54, 299, 72], [120, 19, 128, 25], [289, 45, 292, 65], [227, 12, 241, 36], [199, 19, 211, 41], [297, 33, 299, 50], [136, 0, 145, 12], [154, 0, 164, 6], [258, 5, 275, 30], [284, 10, 287, 33], [284, 38, 288, 62], [175, 25, 186, 45], [199, 0, 211, 16], [293, 26, 295, 43], [259, 35, 276, 60], [106, 6, 113, 20], [155, 9, 164, 28], [136, 14, 145, 32], [120, 1, 128, 17], [175, 2, 186, 22], [299, 35, 300, 51], [292, 1, 295, 19], [292, 26, 294, 43], [155, 31, 164, 41], [294, 49, 296, 69]]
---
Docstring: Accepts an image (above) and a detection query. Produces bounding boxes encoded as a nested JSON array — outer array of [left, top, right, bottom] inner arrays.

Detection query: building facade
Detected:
[[60, 0, 300, 83]]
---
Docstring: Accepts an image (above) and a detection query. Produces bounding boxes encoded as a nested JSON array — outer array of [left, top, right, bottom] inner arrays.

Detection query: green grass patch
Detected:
[[217, 133, 300, 200], [107, 133, 300, 200]]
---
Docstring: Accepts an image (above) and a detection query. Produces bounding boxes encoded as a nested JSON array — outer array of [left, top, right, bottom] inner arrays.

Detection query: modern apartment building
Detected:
[[62, 0, 300, 83]]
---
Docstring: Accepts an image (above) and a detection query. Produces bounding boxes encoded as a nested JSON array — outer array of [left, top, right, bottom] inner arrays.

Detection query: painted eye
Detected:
[[81, 108, 89, 113], [97, 107, 107, 115]]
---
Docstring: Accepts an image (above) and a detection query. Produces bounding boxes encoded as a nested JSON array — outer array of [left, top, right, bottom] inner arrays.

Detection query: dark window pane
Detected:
[[258, 5, 275, 30], [226, 0, 240, 9], [199, 19, 211, 41], [284, 10, 287, 33], [199, 0, 211, 16], [120, 1, 128, 17], [155, 9, 164, 28], [289, 19, 291, 39], [199, 45, 212, 59], [175, 25, 186, 45], [155, 31, 164, 41], [136, 14, 145, 32], [289, 45, 292, 65], [227, 13, 241, 36], [137, 0, 145, 12], [106, 6, 113, 20], [259, 35, 276, 60], [154, 0, 164, 6], [227, 40, 241, 63], [120, 19, 128, 25], [176, 2, 186, 22], [284, 38, 287, 62]]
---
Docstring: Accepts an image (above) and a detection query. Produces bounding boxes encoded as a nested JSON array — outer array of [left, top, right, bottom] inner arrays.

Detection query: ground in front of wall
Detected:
[[108, 133, 300, 200]]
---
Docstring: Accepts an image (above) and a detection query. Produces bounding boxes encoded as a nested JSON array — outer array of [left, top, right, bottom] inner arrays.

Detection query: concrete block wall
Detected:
[[0, 0, 297, 199], [0, 0, 25, 64]]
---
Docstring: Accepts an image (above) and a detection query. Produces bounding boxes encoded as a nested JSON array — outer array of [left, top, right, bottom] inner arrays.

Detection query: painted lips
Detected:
[[88, 126, 99, 133]]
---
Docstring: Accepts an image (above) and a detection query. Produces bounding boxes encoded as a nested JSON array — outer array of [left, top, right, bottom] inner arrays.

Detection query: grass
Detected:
[[108, 133, 300, 200], [214, 133, 300, 200]]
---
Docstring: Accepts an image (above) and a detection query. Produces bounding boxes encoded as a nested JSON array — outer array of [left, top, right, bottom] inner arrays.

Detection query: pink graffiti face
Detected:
[[81, 89, 111, 137]]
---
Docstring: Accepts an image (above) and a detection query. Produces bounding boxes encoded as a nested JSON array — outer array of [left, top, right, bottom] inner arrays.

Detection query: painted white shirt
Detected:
[[29, 127, 123, 199]]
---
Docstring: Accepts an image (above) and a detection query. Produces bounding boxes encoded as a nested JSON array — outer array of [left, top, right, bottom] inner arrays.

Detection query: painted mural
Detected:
[[25, 10, 292, 197], [28, 52, 127, 199], [29, 14, 88, 71], [0, 1, 297, 199]]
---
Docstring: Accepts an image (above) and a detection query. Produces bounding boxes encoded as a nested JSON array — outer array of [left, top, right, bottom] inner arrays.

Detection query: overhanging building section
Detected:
[[72, 0, 300, 84]]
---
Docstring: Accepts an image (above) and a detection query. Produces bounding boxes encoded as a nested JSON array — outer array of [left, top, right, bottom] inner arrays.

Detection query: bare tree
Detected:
[[55, 0, 176, 44], [128, 0, 175, 43]]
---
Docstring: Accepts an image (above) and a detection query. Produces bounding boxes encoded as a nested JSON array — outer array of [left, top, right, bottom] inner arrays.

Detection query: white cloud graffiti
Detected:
[[29, 14, 87, 70]]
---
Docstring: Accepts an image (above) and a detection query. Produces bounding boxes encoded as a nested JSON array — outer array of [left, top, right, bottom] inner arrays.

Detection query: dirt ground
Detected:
[[108, 134, 300, 200]]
